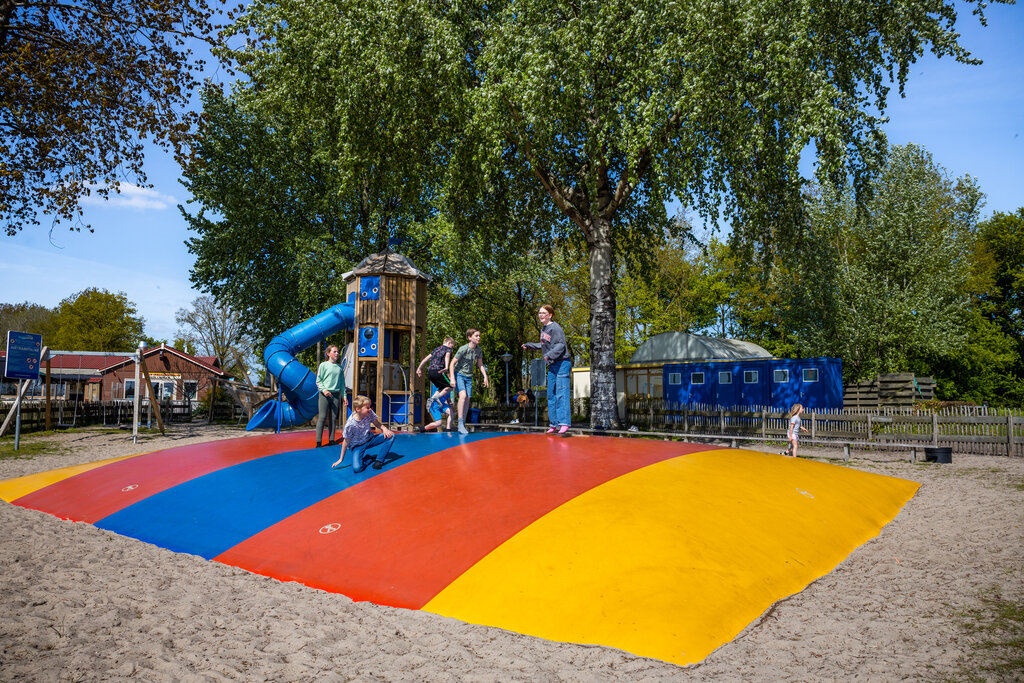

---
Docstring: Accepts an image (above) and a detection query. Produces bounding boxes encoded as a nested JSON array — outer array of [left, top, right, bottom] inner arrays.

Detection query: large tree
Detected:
[[977, 209, 1024, 353], [0, 301, 55, 350], [790, 144, 982, 381], [221, 0, 1001, 427], [48, 288, 145, 351], [183, 83, 560, 348], [175, 295, 257, 382], [0, 0, 225, 235]]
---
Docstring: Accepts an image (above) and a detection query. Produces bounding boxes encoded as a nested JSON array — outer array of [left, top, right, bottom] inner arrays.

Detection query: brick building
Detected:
[[99, 343, 232, 402]]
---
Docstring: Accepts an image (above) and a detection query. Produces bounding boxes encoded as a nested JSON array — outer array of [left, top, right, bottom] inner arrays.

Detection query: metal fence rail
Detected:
[[476, 398, 1022, 457]]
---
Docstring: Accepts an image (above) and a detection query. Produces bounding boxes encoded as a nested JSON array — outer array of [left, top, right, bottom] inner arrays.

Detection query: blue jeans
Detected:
[[349, 433, 395, 471], [547, 359, 571, 427]]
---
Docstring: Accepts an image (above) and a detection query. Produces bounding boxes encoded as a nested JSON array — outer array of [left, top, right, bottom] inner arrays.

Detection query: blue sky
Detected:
[[2, 2, 1021, 346]]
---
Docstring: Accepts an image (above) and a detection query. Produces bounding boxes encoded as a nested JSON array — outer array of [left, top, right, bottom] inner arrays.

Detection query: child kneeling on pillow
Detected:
[[332, 395, 395, 473]]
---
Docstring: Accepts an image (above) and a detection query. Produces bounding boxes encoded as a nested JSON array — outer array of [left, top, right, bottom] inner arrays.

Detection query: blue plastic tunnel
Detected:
[[246, 302, 356, 431]]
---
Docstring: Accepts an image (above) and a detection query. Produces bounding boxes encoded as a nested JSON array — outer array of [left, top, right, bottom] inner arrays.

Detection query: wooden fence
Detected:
[[8, 396, 1020, 457], [0, 400, 246, 434], [843, 372, 935, 408], [619, 399, 1023, 457], [477, 398, 1022, 457]]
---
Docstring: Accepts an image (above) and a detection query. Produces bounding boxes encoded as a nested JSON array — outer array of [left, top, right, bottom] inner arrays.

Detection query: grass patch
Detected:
[[0, 437, 62, 460], [953, 588, 1024, 681]]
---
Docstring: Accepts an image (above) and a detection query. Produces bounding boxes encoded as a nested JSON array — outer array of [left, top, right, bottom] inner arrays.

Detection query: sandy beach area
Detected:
[[1, 425, 1021, 681]]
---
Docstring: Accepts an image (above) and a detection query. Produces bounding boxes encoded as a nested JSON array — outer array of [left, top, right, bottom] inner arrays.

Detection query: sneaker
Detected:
[[510, 419, 519, 424], [426, 395, 436, 411], [545, 427, 557, 434], [558, 425, 569, 434], [458, 423, 469, 435]]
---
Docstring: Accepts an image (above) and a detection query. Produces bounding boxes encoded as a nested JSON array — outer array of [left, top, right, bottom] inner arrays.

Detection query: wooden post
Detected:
[[0, 376, 34, 437], [811, 412, 817, 440], [138, 359, 165, 435], [1008, 413, 1015, 458], [719, 408, 725, 435], [867, 414, 873, 443], [932, 413, 939, 447], [761, 408, 767, 441], [208, 378, 217, 425], [843, 444, 850, 462]]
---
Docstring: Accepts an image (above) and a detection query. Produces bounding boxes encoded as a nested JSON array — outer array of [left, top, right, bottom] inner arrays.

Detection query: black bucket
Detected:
[[924, 446, 953, 464]]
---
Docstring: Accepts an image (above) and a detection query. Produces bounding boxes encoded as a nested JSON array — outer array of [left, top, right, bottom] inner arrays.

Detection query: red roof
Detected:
[[99, 344, 231, 378], [0, 351, 131, 372], [47, 354, 133, 370]]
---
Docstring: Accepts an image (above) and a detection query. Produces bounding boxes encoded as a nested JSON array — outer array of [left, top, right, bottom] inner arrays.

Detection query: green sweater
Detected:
[[316, 361, 345, 393]]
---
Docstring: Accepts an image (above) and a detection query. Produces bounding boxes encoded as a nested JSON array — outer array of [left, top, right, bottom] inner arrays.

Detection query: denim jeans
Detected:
[[349, 433, 395, 471], [547, 359, 571, 427], [455, 373, 473, 398]]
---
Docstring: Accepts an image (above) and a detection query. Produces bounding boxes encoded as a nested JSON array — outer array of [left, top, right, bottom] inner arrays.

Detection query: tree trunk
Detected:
[[588, 216, 619, 429]]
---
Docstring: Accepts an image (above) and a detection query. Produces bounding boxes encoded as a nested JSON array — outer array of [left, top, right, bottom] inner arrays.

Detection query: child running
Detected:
[[332, 395, 395, 473], [449, 328, 489, 435], [415, 336, 456, 411], [786, 403, 809, 457]]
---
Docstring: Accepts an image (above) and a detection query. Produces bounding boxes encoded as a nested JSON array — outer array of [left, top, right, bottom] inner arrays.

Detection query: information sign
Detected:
[[529, 358, 547, 388], [4, 331, 43, 380]]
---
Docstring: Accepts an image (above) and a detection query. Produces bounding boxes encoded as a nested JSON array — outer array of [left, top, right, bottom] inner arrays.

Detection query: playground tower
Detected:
[[343, 250, 430, 429]]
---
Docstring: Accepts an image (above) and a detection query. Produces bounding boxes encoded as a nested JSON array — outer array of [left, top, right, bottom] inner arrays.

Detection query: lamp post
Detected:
[[500, 352, 513, 405]]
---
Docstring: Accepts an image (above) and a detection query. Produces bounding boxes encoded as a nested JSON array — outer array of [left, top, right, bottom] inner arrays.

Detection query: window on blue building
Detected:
[[719, 371, 732, 384], [668, 373, 681, 385], [743, 370, 758, 383], [773, 369, 790, 383], [691, 372, 705, 385], [802, 368, 819, 382]]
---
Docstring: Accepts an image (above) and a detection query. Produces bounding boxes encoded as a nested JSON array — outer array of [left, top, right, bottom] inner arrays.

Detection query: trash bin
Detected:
[[924, 446, 952, 464], [468, 408, 481, 424]]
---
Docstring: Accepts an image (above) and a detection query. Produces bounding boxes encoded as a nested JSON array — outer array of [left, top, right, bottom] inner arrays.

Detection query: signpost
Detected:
[[4, 331, 43, 450]]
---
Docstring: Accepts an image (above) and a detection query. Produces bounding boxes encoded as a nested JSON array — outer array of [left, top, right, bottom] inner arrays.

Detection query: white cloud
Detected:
[[79, 182, 179, 211]]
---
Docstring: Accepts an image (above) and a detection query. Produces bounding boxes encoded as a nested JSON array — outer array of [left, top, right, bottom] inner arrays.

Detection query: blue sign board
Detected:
[[4, 331, 43, 380]]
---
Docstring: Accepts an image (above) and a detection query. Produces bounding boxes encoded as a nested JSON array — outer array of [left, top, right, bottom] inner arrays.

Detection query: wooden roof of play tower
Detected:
[[342, 249, 432, 283]]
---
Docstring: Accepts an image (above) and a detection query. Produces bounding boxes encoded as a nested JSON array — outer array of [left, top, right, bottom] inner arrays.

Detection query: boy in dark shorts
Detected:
[[415, 336, 456, 410]]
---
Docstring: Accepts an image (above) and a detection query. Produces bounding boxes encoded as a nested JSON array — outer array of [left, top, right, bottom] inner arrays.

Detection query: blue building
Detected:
[[662, 357, 843, 411], [572, 332, 844, 416]]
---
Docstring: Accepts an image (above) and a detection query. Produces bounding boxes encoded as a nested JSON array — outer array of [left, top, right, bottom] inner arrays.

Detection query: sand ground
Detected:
[[1, 425, 1021, 681]]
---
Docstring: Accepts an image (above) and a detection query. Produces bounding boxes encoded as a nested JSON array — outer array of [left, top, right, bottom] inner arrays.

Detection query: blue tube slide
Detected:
[[246, 302, 356, 431]]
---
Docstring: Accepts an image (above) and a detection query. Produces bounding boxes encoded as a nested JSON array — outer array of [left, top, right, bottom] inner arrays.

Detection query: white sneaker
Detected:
[[458, 422, 469, 435], [510, 419, 519, 424]]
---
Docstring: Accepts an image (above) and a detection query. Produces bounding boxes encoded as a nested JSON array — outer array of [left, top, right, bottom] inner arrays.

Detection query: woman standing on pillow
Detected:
[[522, 304, 571, 434]]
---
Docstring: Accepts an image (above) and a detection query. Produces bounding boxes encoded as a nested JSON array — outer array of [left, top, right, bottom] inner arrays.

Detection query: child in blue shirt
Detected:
[[419, 393, 452, 432]]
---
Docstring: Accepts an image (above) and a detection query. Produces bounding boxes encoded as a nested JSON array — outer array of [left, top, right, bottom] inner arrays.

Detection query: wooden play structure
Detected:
[[342, 250, 430, 429]]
